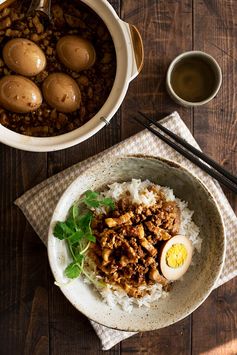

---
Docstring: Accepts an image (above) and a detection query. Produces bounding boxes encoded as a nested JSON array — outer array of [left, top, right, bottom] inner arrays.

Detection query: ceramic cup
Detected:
[[166, 51, 222, 107]]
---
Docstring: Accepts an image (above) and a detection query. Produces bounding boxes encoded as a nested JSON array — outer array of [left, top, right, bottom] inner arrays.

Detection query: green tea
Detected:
[[171, 56, 217, 102]]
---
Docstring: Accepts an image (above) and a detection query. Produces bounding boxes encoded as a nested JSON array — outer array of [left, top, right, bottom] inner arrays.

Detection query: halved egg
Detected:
[[160, 235, 193, 281]]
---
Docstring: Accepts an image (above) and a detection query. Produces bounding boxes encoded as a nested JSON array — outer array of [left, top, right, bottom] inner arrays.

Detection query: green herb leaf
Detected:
[[64, 262, 81, 279], [85, 233, 96, 242], [101, 197, 115, 209], [82, 190, 114, 210], [84, 190, 99, 199], [72, 204, 79, 221], [77, 211, 93, 232], [65, 217, 76, 231], [68, 230, 84, 244], [53, 221, 73, 239], [75, 254, 84, 263], [82, 190, 99, 208], [54, 189, 115, 282]]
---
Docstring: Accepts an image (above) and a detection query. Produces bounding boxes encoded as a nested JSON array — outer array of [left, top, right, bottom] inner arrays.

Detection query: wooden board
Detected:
[[0, 1, 236, 354]]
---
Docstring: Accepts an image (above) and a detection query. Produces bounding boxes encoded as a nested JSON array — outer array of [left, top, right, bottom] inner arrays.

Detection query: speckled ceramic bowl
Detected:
[[48, 156, 225, 331]]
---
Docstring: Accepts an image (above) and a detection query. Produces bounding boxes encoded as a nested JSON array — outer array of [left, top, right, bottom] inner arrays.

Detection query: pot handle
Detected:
[[129, 24, 144, 78], [120, 20, 144, 81]]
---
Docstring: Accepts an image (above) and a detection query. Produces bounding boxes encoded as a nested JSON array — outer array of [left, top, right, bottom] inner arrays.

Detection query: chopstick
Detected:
[[139, 112, 237, 185], [131, 113, 237, 194]]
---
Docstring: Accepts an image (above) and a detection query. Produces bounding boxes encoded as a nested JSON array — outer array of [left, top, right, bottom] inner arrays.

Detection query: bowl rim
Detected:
[[47, 154, 226, 331]]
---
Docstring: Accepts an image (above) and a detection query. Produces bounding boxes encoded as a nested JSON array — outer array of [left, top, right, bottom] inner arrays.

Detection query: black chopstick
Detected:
[[138, 111, 237, 185], [132, 115, 237, 194]]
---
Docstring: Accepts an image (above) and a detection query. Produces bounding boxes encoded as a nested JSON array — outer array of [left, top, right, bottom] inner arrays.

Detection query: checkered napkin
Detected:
[[15, 112, 237, 350]]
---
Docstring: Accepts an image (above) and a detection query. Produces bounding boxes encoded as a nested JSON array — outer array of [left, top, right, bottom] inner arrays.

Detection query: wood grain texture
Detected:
[[192, 1, 237, 354], [120, 0, 193, 140], [0, 1, 236, 355], [0, 148, 49, 355]]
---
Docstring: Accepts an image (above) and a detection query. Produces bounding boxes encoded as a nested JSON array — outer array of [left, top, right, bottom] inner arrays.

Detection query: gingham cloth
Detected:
[[15, 112, 237, 350]]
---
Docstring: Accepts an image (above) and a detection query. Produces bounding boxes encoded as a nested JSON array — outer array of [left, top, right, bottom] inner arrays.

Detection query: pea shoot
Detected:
[[53, 190, 114, 280]]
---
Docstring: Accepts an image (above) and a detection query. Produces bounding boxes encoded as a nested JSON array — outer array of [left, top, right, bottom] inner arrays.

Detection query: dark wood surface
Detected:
[[0, 0, 236, 354]]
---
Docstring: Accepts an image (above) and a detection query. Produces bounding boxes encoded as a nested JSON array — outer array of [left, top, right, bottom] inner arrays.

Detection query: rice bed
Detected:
[[83, 179, 201, 313]]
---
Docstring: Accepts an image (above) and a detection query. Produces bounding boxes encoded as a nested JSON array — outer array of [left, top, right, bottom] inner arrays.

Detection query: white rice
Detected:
[[84, 179, 201, 312]]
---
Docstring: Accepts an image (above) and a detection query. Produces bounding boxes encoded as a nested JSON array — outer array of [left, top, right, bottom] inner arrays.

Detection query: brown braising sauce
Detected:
[[170, 56, 218, 102]]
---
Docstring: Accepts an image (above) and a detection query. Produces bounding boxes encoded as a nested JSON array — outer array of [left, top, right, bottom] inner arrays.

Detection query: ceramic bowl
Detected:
[[48, 155, 225, 331]]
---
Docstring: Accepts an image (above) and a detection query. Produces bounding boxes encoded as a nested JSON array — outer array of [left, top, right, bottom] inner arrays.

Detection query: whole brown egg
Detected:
[[42, 73, 81, 113], [56, 35, 96, 72], [3, 38, 46, 76], [0, 75, 42, 113]]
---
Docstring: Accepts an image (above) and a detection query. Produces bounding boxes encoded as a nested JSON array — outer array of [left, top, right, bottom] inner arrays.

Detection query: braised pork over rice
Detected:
[[53, 179, 201, 311], [89, 186, 181, 298]]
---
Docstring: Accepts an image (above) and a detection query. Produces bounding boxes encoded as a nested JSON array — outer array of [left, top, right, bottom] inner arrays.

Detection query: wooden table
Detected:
[[1, 1, 237, 354]]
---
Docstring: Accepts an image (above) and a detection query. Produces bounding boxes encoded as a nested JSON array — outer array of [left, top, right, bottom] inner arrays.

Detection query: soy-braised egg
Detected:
[[0, 75, 42, 113], [160, 235, 193, 281], [56, 35, 96, 72], [3, 38, 46, 76], [42, 73, 81, 113]]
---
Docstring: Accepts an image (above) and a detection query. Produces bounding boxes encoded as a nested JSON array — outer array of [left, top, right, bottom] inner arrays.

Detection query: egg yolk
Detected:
[[166, 243, 188, 268]]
